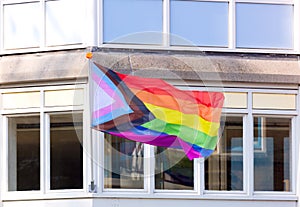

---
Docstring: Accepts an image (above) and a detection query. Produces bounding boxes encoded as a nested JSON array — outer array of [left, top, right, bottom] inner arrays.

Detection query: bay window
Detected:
[[99, 88, 297, 198], [1, 85, 298, 200]]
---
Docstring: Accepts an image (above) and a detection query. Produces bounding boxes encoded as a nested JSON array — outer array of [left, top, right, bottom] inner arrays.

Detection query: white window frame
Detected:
[[0, 0, 298, 54], [98, 0, 299, 55], [0, 0, 90, 55], [203, 114, 247, 195], [0, 83, 298, 202], [91, 85, 298, 201], [250, 114, 296, 196], [0, 84, 90, 200]]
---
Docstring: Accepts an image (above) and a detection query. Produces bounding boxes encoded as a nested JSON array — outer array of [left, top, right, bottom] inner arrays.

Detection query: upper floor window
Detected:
[[1, 0, 84, 51], [101, 0, 295, 53], [103, 0, 163, 44], [0, 0, 297, 53], [236, 3, 293, 49], [170, 0, 228, 47]]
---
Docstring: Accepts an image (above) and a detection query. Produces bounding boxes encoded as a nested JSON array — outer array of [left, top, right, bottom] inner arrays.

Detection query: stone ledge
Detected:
[[1, 49, 300, 85]]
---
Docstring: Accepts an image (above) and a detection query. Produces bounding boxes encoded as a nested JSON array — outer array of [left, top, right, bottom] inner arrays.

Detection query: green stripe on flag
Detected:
[[142, 119, 218, 150]]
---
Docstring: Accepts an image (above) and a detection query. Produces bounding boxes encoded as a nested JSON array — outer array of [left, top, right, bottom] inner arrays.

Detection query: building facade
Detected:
[[0, 0, 300, 207]]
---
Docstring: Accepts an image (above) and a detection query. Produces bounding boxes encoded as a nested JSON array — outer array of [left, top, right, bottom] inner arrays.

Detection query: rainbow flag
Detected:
[[91, 62, 224, 160]]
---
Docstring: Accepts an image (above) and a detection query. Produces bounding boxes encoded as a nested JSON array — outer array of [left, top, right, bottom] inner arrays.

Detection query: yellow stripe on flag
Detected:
[[144, 103, 220, 137]]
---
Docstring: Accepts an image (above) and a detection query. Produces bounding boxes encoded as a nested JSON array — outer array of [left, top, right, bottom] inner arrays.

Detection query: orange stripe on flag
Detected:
[[130, 88, 222, 123]]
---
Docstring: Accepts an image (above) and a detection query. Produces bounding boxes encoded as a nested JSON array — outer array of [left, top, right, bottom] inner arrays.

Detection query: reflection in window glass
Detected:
[[236, 3, 293, 49], [170, 0, 228, 47], [104, 135, 144, 189], [46, 0, 83, 46], [50, 113, 83, 190], [3, 2, 40, 49], [103, 0, 163, 44], [205, 117, 243, 191], [8, 116, 40, 191], [254, 117, 291, 191], [155, 147, 193, 190]]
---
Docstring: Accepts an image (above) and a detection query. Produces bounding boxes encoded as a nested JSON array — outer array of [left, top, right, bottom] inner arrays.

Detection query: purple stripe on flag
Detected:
[[108, 128, 181, 148], [177, 139, 201, 159], [106, 126, 202, 159], [109, 130, 201, 160]]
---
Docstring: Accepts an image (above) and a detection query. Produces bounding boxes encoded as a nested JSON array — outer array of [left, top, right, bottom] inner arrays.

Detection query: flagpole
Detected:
[[86, 51, 96, 192]]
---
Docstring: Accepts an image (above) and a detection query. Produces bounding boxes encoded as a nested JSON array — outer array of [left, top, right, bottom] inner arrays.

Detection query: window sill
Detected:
[[1, 190, 297, 202], [98, 43, 299, 55]]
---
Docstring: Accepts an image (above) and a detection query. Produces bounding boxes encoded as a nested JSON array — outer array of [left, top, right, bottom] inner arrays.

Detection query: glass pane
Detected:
[[236, 3, 293, 49], [252, 93, 296, 110], [2, 91, 40, 109], [205, 117, 243, 191], [3, 2, 40, 49], [223, 92, 247, 109], [170, 0, 228, 47], [44, 89, 84, 107], [46, 0, 82, 46], [254, 117, 291, 191], [155, 147, 193, 190], [8, 116, 40, 191], [103, 0, 163, 44], [104, 135, 144, 189], [50, 113, 83, 190]]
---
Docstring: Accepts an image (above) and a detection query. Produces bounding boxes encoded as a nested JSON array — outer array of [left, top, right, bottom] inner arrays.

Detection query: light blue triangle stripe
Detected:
[[92, 108, 133, 126]]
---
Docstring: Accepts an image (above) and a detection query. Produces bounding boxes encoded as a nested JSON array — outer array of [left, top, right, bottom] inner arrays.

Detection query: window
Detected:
[[100, 0, 296, 53], [205, 116, 243, 191], [3, 2, 40, 49], [254, 117, 291, 192], [8, 116, 40, 191], [45, 0, 83, 46], [236, 3, 293, 49], [2, 86, 297, 201], [98, 88, 297, 198], [50, 113, 83, 190], [104, 135, 144, 189], [170, 0, 228, 47], [1, 85, 86, 198], [155, 147, 194, 190], [1, 0, 84, 51], [103, 0, 163, 44]]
